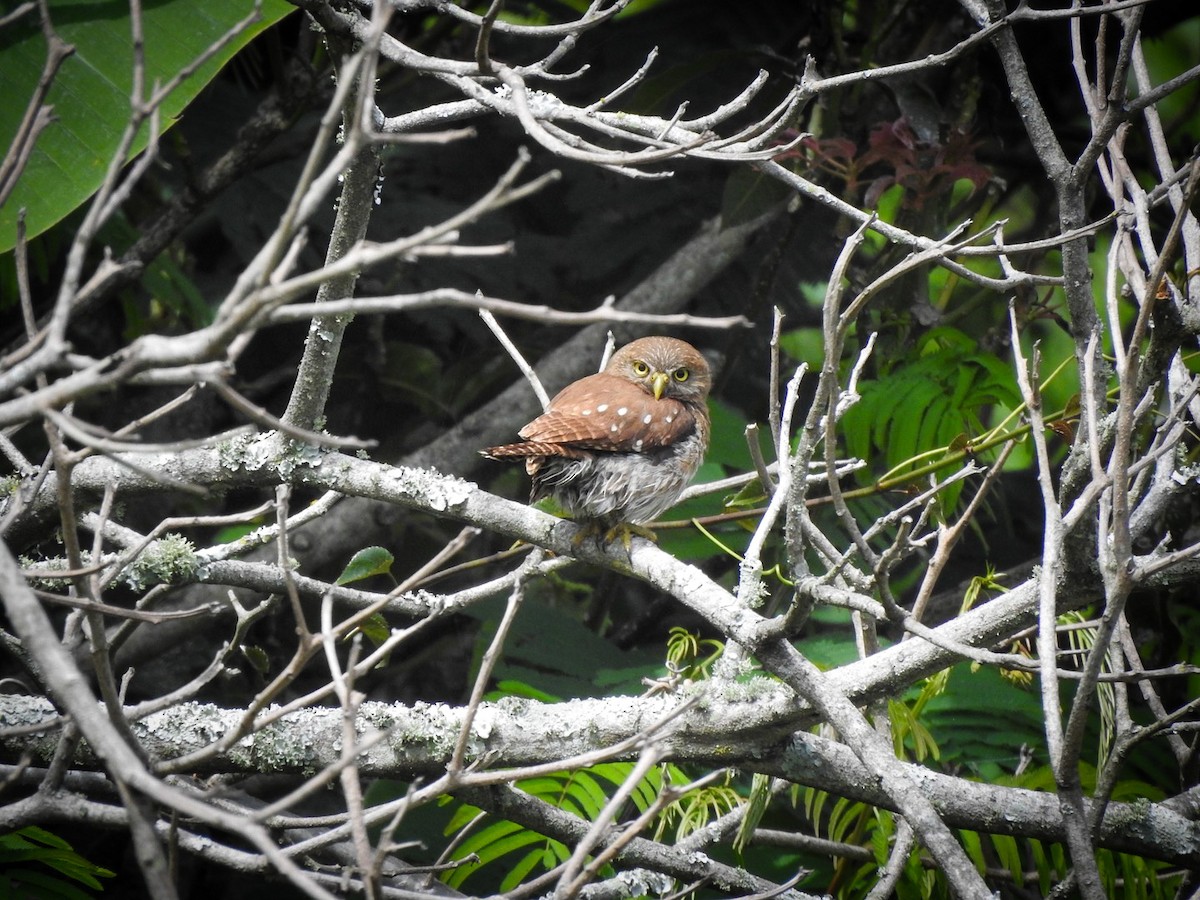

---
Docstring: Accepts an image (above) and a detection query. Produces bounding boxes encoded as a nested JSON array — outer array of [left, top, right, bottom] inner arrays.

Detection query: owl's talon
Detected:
[[570, 522, 603, 548], [604, 522, 657, 550], [567, 521, 655, 550]]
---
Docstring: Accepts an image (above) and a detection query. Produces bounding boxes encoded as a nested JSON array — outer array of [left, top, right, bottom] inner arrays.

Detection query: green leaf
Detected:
[[960, 829, 985, 873], [844, 326, 1022, 504], [465, 595, 661, 700], [827, 796, 865, 846], [488, 679, 560, 703], [240, 644, 270, 674], [720, 165, 792, 228], [625, 769, 661, 812], [0, 0, 296, 253], [444, 822, 542, 889], [380, 342, 453, 417], [498, 845, 562, 892], [355, 613, 391, 648], [443, 803, 484, 834], [336, 547, 395, 585], [888, 383, 939, 469], [1029, 838, 1055, 895], [873, 182, 905, 223], [0, 828, 114, 894], [516, 776, 566, 798], [705, 398, 755, 470], [5, 827, 68, 852], [778, 327, 826, 370], [521, 773, 601, 819], [915, 394, 951, 460], [868, 815, 890, 864], [564, 771, 610, 817], [733, 772, 771, 854], [1142, 18, 1200, 145], [915, 663, 1047, 779], [876, 373, 930, 458], [103, 213, 212, 327], [0, 868, 94, 900], [990, 833, 1023, 886], [213, 522, 260, 544]]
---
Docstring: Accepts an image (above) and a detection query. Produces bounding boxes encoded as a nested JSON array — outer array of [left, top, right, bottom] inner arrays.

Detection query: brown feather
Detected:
[[481, 441, 589, 460], [515, 373, 697, 453]]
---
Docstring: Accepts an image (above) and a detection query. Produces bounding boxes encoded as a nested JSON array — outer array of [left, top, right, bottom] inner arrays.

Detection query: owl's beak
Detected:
[[651, 371, 669, 400]]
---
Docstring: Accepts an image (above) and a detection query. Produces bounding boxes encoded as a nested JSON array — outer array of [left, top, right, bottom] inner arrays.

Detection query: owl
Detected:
[[483, 336, 712, 539]]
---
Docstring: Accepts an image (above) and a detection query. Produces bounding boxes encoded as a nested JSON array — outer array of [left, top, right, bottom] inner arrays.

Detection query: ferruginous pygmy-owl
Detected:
[[483, 336, 712, 533]]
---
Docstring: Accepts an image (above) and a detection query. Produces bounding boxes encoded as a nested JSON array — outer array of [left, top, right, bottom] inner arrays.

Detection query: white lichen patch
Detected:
[[524, 88, 565, 118], [385, 466, 472, 511], [218, 431, 277, 472], [142, 702, 230, 752], [614, 870, 674, 896], [20, 552, 91, 589], [121, 533, 198, 591], [219, 432, 326, 479], [373, 700, 463, 759], [735, 558, 768, 608]]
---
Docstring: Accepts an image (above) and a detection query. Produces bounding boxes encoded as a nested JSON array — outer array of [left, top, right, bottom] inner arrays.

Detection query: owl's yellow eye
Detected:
[[632, 360, 650, 376], [673, 367, 690, 382]]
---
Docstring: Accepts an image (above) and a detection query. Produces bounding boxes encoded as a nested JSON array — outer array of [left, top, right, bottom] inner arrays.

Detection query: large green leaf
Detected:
[[842, 326, 1021, 485], [0, 0, 295, 254]]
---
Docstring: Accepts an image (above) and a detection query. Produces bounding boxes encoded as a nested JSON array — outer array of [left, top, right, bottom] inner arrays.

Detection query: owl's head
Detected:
[[606, 336, 711, 404]]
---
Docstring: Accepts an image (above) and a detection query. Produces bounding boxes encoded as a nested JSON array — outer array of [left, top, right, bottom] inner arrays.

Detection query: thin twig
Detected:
[[480, 308, 552, 411]]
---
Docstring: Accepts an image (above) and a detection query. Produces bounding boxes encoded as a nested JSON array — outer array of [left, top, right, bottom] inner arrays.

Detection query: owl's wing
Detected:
[[517, 373, 696, 452]]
